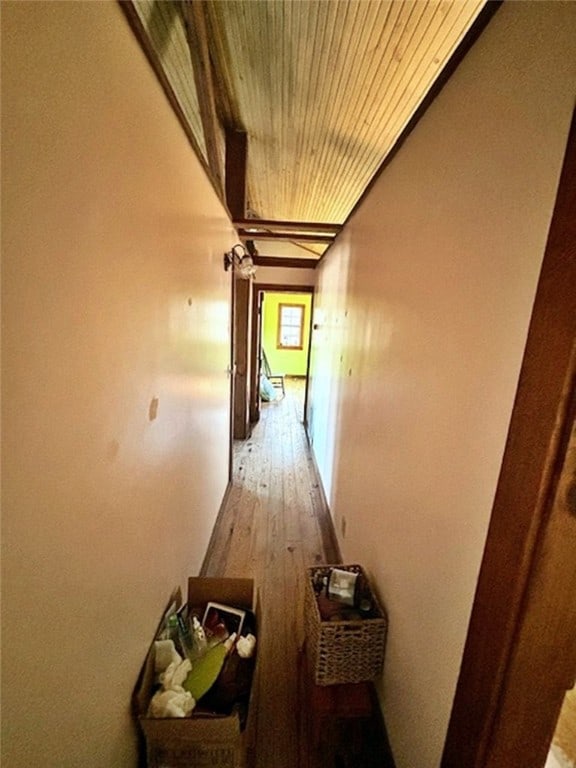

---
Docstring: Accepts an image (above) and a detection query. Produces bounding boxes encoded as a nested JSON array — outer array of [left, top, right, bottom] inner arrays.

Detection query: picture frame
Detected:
[[202, 601, 246, 640]]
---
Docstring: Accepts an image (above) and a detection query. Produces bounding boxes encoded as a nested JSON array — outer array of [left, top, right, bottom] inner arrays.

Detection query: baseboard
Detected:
[[199, 481, 233, 576], [369, 685, 398, 768]]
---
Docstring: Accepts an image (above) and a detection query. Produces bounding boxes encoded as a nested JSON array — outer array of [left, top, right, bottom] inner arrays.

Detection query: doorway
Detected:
[[249, 283, 314, 428]]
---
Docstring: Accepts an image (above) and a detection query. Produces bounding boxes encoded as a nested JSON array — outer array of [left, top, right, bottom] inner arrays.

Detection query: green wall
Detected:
[[261, 291, 312, 376]]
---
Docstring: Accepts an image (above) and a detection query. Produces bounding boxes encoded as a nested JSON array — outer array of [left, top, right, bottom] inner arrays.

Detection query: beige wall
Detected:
[[308, 3, 576, 767], [254, 264, 316, 287], [1, 2, 235, 766]]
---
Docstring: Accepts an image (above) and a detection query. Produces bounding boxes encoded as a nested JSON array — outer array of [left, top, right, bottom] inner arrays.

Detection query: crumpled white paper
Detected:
[[148, 688, 195, 718], [160, 657, 192, 690], [148, 640, 195, 718], [236, 633, 256, 659], [153, 639, 181, 674]]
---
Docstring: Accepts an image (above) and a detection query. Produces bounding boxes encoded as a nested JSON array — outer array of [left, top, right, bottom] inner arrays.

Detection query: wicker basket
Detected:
[[304, 564, 387, 686]]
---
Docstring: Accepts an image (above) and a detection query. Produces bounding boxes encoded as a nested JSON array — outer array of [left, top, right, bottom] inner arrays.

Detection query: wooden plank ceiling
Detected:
[[123, 0, 489, 266]]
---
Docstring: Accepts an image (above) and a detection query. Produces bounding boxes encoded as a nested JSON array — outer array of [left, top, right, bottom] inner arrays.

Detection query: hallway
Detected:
[[201, 379, 392, 767], [4, 4, 576, 766]]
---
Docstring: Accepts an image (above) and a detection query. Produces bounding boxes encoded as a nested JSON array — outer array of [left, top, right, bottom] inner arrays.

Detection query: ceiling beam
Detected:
[[238, 230, 334, 244], [225, 128, 247, 220], [234, 218, 342, 234], [183, 0, 223, 194], [253, 256, 319, 269]]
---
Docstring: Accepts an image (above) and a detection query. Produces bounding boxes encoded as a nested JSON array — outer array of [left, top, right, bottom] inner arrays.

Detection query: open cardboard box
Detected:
[[134, 577, 256, 768]]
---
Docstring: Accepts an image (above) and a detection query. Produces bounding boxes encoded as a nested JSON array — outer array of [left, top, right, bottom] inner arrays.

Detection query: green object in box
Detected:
[[183, 643, 227, 701]]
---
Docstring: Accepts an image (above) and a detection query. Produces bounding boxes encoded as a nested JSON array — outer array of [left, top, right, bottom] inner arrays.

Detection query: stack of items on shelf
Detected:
[[134, 578, 257, 768], [304, 564, 387, 686]]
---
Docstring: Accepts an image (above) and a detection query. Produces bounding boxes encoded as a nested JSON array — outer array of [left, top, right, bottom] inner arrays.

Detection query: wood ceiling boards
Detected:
[[121, 0, 492, 266]]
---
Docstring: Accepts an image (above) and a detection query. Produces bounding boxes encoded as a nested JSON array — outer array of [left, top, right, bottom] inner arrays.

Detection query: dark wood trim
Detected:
[[199, 481, 234, 576], [240, 230, 334, 244], [227, 261, 235, 482], [303, 291, 315, 431], [317, 0, 504, 267], [276, 302, 306, 351], [249, 287, 262, 424], [368, 685, 398, 768], [252, 283, 315, 294], [225, 128, 247, 221], [183, 0, 223, 194], [254, 256, 319, 269], [232, 276, 252, 440], [249, 284, 315, 425], [234, 218, 342, 234], [441, 108, 576, 768], [306, 434, 342, 565], [117, 1, 214, 186]]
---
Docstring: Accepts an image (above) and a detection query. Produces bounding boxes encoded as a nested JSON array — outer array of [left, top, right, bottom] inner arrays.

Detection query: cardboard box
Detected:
[[134, 577, 256, 768]]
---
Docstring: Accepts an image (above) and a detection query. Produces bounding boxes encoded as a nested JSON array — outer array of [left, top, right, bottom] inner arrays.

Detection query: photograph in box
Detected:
[[203, 602, 246, 643]]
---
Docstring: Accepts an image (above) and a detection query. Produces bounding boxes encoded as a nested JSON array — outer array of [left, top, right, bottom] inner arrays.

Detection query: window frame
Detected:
[[276, 302, 305, 350]]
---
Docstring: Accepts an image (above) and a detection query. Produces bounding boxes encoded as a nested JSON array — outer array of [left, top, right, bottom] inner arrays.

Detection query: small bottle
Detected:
[[165, 614, 183, 654], [190, 615, 208, 659], [312, 572, 324, 594], [359, 596, 373, 618], [176, 612, 195, 659], [355, 573, 374, 618]]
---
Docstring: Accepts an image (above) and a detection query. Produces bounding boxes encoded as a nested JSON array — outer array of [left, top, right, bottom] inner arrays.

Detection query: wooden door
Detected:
[[442, 110, 576, 768], [484, 406, 576, 766], [249, 288, 264, 424], [232, 275, 252, 440]]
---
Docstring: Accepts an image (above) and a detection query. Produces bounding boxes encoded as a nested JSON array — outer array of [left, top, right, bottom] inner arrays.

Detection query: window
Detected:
[[277, 303, 305, 350]]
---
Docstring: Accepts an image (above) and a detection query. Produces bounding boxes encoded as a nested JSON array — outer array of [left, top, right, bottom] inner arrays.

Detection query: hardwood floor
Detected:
[[201, 379, 394, 768]]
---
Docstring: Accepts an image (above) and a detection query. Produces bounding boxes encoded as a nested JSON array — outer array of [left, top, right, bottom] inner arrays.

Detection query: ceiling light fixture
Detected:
[[223, 243, 257, 279]]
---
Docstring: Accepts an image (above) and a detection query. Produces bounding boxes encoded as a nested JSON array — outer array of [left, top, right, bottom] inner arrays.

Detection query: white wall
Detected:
[[308, 3, 576, 767], [255, 264, 316, 287], [1, 2, 235, 765]]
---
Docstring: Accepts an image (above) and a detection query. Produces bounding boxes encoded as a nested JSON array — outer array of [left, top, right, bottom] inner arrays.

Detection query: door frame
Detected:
[[249, 283, 314, 424], [227, 269, 237, 482], [441, 110, 576, 767]]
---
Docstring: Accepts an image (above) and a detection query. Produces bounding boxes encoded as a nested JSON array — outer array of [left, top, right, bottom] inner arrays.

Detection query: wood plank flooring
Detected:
[[201, 379, 394, 768]]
